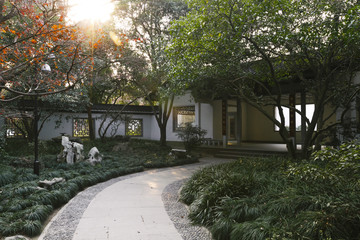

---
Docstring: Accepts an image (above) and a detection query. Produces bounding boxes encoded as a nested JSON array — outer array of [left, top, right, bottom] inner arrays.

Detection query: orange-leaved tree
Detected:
[[0, 0, 91, 101]]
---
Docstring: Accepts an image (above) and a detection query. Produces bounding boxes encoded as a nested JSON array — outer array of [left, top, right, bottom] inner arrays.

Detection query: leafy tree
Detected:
[[0, 0, 91, 101], [168, 0, 360, 158], [75, 23, 145, 140], [77, 24, 127, 140], [95, 47, 148, 139], [115, 0, 189, 146], [0, 0, 97, 153], [0, 1, 136, 143]]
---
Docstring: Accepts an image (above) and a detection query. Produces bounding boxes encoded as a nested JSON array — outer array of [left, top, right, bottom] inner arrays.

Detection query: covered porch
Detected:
[[213, 95, 314, 149]]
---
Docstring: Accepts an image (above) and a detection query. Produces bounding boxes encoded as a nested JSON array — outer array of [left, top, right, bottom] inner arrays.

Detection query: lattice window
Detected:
[[126, 119, 143, 136], [73, 118, 90, 137], [173, 106, 195, 131], [6, 118, 27, 138]]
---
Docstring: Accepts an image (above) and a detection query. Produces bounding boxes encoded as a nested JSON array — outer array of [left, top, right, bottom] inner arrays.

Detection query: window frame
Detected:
[[73, 118, 93, 138], [173, 106, 196, 132], [6, 117, 28, 138], [125, 118, 143, 137]]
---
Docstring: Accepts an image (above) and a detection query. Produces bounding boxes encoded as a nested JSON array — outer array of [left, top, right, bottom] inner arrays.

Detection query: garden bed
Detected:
[[0, 138, 198, 238], [181, 142, 360, 240]]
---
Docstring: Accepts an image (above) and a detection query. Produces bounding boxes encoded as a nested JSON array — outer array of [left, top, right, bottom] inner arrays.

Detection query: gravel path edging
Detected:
[[38, 171, 151, 240], [38, 159, 227, 240], [162, 179, 213, 240]]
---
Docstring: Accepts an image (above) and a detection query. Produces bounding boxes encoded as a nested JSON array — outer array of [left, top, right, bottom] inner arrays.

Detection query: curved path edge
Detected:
[[38, 158, 232, 240], [38, 171, 152, 240], [162, 179, 212, 240]]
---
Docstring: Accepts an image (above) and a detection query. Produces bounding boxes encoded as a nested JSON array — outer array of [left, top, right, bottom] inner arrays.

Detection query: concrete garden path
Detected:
[[38, 157, 233, 240]]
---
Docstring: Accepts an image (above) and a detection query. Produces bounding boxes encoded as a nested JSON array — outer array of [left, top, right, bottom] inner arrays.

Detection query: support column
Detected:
[[301, 91, 306, 150], [222, 100, 227, 148], [198, 102, 201, 128], [289, 93, 296, 148], [236, 99, 242, 146]]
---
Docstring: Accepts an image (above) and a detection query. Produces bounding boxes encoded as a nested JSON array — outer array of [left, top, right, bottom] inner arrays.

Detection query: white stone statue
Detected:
[[87, 147, 102, 165], [57, 136, 102, 165], [58, 136, 84, 164], [61, 136, 74, 164], [73, 142, 85, 162]]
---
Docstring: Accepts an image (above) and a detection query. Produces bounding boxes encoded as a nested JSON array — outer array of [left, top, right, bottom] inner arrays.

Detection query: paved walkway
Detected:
[[38, 157, 232, 240]]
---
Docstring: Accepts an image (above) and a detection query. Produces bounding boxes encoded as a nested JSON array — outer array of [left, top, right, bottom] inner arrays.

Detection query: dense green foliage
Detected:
[[181, 142, 360, 240], [0, 138, 198, 238], [168, 0, 360, 158]]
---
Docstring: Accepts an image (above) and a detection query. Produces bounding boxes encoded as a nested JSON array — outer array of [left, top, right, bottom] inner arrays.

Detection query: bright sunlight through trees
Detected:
[[67, 0, 115, 23]]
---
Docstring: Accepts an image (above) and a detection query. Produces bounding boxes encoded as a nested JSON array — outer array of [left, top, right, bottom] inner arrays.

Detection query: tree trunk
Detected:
[[150, 95, 174, 147], [159, 124, 167, 146], [278, 126, 296, 159], [314, 107, 325, 151], [285, 139, 296, 159]]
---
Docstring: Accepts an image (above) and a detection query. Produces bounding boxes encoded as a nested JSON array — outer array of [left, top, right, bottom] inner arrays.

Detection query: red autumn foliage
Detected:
[[0, 0, 92, 101]]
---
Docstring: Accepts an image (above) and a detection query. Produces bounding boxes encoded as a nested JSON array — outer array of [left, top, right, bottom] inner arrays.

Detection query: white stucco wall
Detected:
[[38, 113, 159, 140], [6, 92, 214, 143], [199, 103, 213, 139], [164, 92, 213, 141], [165, 92, 195, 141], [148, 115, 160, 141], [38, 113, 74, 139], [166, 92, 213, 141]]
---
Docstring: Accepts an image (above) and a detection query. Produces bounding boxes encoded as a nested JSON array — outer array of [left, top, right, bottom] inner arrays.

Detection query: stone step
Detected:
[[213, 149, 288, 159]]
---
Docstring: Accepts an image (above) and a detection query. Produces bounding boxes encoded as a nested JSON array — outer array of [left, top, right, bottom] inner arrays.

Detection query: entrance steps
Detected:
[[198, 145, 289, 159], [214, 149, 288, 159]]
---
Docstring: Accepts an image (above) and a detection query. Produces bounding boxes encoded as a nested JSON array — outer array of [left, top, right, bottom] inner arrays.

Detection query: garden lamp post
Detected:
[[33, 62, 52, 175], [33, 90, 40, 175]]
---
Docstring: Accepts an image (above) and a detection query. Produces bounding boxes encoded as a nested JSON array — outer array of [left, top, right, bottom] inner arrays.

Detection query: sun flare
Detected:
[[67, 0, 115, 23]]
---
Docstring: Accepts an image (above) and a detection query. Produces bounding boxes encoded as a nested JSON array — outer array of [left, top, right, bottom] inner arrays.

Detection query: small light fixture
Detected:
[[41, 63, 51, 73]]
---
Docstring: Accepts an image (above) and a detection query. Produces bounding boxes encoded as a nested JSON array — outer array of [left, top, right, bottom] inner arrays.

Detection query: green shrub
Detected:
[[0, 170, 16, 187], [211, 218, 233, 240], [129, 138, 171, 152], [23, 205, 53, 222], [82, 136, 129, 153], [180, 165, 223, 205], [181, 144, 360, 240], [4, 139, 32, 156], [176, 123, 207, 152], [22, 220, 42, 236], [0, 219, 23, 236], [181, 159, 282, 227], [229, 216, 274, 240]]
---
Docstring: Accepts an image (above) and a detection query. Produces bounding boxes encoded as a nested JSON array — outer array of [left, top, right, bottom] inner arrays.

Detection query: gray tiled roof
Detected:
[[11, 100, 158, 115], [92, 104, 157, 115]]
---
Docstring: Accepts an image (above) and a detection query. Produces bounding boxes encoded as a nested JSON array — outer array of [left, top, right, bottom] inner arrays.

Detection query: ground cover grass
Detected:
[[0, 138, 198, 238], [181, 141, 360, 240]]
